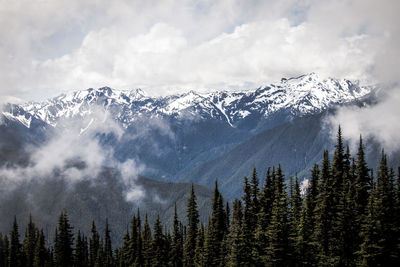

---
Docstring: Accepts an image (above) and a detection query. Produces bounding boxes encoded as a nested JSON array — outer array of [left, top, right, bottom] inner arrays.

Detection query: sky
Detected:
[[0, 0, 399, 102]]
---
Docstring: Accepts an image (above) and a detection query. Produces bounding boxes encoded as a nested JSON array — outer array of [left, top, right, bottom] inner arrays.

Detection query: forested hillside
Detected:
[[0, 128, 399, 266]]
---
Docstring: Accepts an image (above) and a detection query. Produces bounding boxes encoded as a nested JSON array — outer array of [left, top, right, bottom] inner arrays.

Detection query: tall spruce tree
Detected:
[[288, 175, 302, 265], [54, 212, 74, 267], [152, 215, 167, 267], [142, 214, 152, 267], [184, 184, 199, 267], [8, 216, 22, 267], [89, 221, 100, 267], [265, 165, 289, 266], [298, 164, 319, 266], [103, 219, 113, 267], [23, 214, 38, 267], [170, 203, 183, 267], [33, 229, 47, 267]]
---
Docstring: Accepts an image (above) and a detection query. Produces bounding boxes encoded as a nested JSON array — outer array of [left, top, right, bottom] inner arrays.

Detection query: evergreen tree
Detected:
[[89, 221, 100, 267], [204, 180, 227, 266], [355, 136, 371, 219], [288, 175, 302, 265], [358, 182, 382, 266], [194, 224, 205, 267], [74, 231, 88, 267], [142, 214, 152, 267], [184, 184, 199, 267], [151, 215, 167, 267], [374, 152, 398, 265], [33, 230, 47, 267], [170, 203, 183, 267], [239, 176, 257, 265], [314, 150, 333, 264], [254, 168, 274, 264], [23, 214, 38, 267], [298, 164, 319, 266], [8, 216, 22, 267], [265, 166, 289, 266], [54, 212, 74, 267], [103, 219, 113, 267]]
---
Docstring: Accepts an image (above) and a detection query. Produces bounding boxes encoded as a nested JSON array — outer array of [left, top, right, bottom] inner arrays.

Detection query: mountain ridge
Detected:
[[3, 73, 372, 131]]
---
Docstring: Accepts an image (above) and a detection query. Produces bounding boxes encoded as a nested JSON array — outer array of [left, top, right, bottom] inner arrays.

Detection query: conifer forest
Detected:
[[1, 128, 399, 267]]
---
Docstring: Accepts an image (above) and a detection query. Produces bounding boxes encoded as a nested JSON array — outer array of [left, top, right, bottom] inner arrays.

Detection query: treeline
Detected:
[[1, 127, 400, 266]]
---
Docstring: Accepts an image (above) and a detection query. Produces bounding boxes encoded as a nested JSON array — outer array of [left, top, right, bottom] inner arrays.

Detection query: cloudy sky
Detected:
[[0, 0, 399, 101]]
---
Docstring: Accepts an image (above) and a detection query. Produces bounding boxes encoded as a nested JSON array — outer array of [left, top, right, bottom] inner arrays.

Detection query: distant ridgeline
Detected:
[[0, 128, 399, 266]]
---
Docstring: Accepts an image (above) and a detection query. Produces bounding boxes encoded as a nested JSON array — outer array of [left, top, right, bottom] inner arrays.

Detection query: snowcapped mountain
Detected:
[[3, 73, 372, 129]]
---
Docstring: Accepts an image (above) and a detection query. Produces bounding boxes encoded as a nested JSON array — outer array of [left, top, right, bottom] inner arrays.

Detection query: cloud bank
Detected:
[[0, 107, 146, 202], [1, 0, 398, 101]]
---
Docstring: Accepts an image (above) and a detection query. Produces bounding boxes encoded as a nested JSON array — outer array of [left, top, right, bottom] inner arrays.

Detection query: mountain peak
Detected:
[[6, 74, 372, 129]]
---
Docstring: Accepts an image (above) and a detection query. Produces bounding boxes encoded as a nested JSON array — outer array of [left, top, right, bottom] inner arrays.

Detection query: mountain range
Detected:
[[1, 72, 388, 237]]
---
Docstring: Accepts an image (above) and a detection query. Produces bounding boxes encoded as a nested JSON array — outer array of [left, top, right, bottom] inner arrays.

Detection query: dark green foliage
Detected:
[[104, 219, 113, 267], [204, 181, 227, 266], [183, 185, 199, 267], [74, 231, 88, 267], [1, 127, 400, 267], [89, 221, 100, 267], [170, 204, 183, 267], [54, 212, 74, 267], [151, 216, 168, 267], [9, 216, 22, 267]]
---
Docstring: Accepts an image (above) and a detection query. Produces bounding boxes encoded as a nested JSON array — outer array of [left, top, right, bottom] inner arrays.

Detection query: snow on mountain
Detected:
[[3, 73, 372, 129]]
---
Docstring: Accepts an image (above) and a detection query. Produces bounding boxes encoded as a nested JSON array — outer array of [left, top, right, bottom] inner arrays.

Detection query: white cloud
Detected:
[[0, 0, 398, 101], [0, 107, 145, 201]]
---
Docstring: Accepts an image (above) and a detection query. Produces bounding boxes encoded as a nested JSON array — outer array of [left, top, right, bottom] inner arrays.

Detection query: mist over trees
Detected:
[[0, 128, 399, 266]]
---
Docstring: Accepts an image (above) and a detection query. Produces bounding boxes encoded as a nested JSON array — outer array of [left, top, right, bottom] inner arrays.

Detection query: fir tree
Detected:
[[298, 164, 319, 266], [194, 224, 205, 267], [23, 214, 38, 267], [33, 230, 47, 267], [151, 215, 167, 267], [265, 166, 289, 266], [89, 221, 100, 267], [74, 231, 88, 267], [8, 216, 22, 267], [184, 184, 199, 267], [54, 212, 74, 267], [170, 203, 183, 267], [142, 214, 152, 267], [103, 219, 113, 267], [288, 175, 302, 265], [204, 181, 227, 266]]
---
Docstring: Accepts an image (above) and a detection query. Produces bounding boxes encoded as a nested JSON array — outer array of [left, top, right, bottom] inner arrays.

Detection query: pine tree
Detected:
[[184, 184, 199, 267], [54, 211, 74, 267], [298, 164, 319, 266], [23, 214, 38, 267], [204, 180, 227, 266], [254, 168, 273, 264], [194, 224, 205, 267], [358, 181, 382, 266], [265, 166, 289, 266], [227, 199, 250, 267], [355, 136, 371, 219], [142, 214, 152, 267], [8, 216, 22, 267], [288, 175, 302, 265], [151, 215, 167, 267], [74, 231, 88, 267], [128, 216, 138, 266], [89, 221, 100, 267], [103, 219, 113, 267], [33, 229, 47, 267], [170, 203, 183, 267], [314, 150, 333, 264], [374, 152, 398, 265]]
